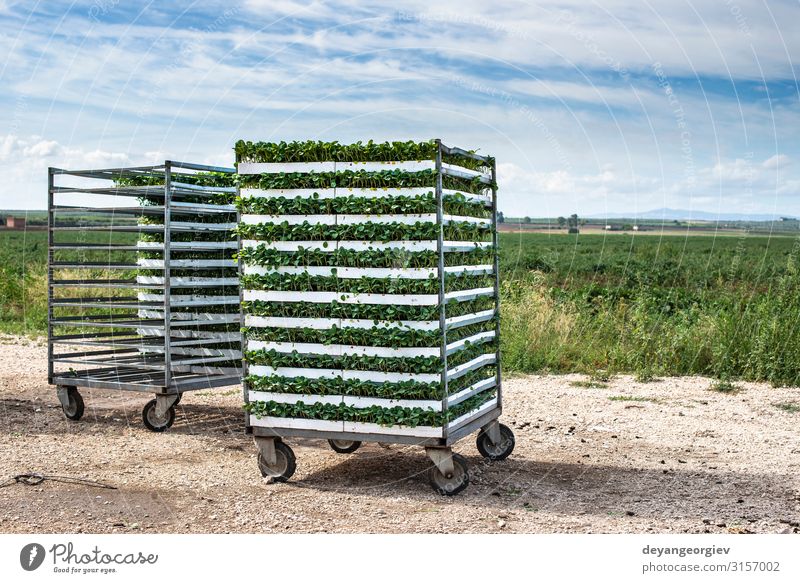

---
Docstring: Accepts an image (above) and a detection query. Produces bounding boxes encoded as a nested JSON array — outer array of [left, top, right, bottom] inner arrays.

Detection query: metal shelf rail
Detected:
[[238, 140, 514, 495], [47, 161, 241, 431]]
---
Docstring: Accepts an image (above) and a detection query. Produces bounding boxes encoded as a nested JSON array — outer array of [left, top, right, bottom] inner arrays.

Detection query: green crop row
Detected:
[[154, 287, 238, 297], [446, 365, 497, 394], [237, 192, 490, 219], [137, 268, 239, 278], [244, 389, 497, 427], [235, 220, 491, 243], [138, 251, 236, 260], [237, 245, 494, 269], [136, 191, 235, 206], [120, 171, 235, 188], [243, 340, 495, 374], [139, 212, 236, 225], [238, 170, 492, 195], [448, 340, 497, 369], [236, 139, 437, 164], [135, 169, 237, 330], [169, 305, 238, 314], [243, 296, 496, 321], [118, 172, 236, 206], [49, 322, 240, 337], [246, 374, 441, 400], [241, 272, 494, 295], [241, 318, 497, 347], [245, 348, 442, 373], [235, 139, 492, 172], [138, 232, 234, 243], [184, 323, 241, 333]]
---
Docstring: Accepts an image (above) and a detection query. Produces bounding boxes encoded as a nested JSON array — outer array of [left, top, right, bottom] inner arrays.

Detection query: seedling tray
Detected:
[[47, 161, 242, 432], [238, 139, 514, 495]]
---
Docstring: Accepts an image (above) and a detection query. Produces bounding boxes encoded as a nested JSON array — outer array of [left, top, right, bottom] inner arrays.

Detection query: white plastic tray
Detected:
[[244, 315, 440, 331], [243, 289, 439, 306], [239, 187, 490, 205], [240, 240, 493, 252], [240, 213, 489, 227], [247, 390, 441, 412], [243, 265, 438, 279], [246, 340, 439, 358], [248, 365, 439, 383]]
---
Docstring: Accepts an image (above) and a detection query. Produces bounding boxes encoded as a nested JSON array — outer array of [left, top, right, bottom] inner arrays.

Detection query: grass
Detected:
[[634, 369, 658, 383], [608, 396, 658, 403], [773, 402, 800, 413], [0, 230, 136, 336], [569, 380, 608, 389], [3, 228, 800, 386], [0, 231, 47, 335], [500, 231, 800, 386], [709, 379, 740, 393]]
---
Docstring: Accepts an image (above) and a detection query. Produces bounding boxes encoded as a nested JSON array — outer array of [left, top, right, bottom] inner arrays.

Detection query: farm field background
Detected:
[[2, 228, 799, 385]]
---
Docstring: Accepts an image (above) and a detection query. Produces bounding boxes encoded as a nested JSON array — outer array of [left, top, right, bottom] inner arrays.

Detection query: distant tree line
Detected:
[[498, 213, 581, 234]]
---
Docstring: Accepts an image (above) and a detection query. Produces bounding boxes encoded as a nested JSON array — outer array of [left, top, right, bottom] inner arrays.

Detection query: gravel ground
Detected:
[[1, 335, 799, 534]]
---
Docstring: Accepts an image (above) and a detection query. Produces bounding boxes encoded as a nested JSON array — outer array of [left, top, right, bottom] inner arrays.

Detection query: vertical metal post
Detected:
[[236, 168, 250, 429], [490, 157, 502, 411], [163, 161, 172, 390], [435, 139, 449, 440], [47, 168, 55, 384]]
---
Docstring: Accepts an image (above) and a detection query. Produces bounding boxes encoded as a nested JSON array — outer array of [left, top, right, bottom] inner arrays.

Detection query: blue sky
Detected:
[[0, 0, 798, 216]]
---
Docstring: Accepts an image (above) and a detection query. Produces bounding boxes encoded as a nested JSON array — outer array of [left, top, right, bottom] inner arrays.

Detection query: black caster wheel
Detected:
[[142, 399, 175, 432], [328, 439, 361, 454], [476, 423, 515, 461], [257, 442, 296, 482], [172, 393, 182, 406], [61, 387, 84, 421], [429, 453, 469, 496]]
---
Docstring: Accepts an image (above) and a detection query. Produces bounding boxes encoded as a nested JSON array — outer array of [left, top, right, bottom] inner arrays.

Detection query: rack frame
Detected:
[[47, 161, 242, 431]]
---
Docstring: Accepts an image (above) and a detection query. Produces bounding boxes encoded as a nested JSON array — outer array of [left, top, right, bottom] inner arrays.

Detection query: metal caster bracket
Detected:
[[482, 420, 502, 446], [254, 436, 278, 467], [56, 386, 72, 410], [425, 447, 455, 477], [155, 394, 180, 418]]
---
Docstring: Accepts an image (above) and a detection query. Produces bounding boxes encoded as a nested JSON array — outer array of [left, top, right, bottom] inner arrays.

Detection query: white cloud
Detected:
[[663, 155, 800, 212], [762, 154, 790, 169], [497, 153, 800, 218], [0, 134, 140, 208], [701, 155, 793, 189], [234, 0, 800, 79], [0, 1, 798, 216], [708, 157, 757, 182], [496, 161, 662, 216], [242, 0, 336, 20], [24, 139, 61, 158]]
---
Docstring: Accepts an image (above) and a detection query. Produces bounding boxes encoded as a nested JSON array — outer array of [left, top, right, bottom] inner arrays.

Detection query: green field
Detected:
[[0, 231, 48, 334], [499, 231, 800, 385], [3, 229, 799, 385]]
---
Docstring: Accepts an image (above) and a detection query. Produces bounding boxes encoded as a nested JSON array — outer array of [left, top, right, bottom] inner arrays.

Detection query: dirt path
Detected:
[[1, 336, 798, 533]]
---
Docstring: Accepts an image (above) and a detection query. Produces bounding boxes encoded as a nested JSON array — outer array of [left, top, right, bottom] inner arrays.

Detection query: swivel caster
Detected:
[[476, 422, 515, 461], [58, 386, 84, 421], [426, 448, 469, 496], [142, 398, 176, 432], [328, 439, 361, 454], [257, 440, 296, 482]]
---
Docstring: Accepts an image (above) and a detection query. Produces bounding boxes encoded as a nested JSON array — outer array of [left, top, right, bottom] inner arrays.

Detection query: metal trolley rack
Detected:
[[47, 161, 241, 431], [238, 140, 514, 495]]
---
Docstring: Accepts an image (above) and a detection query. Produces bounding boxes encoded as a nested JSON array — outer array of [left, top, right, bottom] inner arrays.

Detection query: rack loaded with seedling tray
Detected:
[[47, 161, 242, 431], [237, 139, 514, 495]]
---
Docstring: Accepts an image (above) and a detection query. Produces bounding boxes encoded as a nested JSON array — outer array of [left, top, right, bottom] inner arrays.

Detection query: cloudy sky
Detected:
[[0, 0, 797, 217]]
